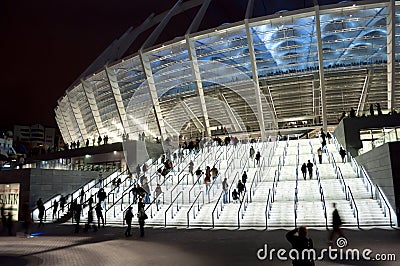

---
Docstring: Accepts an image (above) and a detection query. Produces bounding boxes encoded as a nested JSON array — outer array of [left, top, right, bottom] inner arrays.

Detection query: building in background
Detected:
[[14, 124, 56, 155]]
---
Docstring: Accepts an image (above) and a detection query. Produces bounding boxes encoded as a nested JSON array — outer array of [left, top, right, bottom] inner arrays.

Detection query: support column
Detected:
[[220, 92, 243, 132], [314, 5, 328, 131], [66, 92, 88, 142], [181, 100, 204, 133], [357, 69, 374, 116], [57, 100, 78, 144], [245, 19, 266, 140], [139, 51, 167, 141], [186, 0, 211, 34], [185, 35, 211, 137], [55, 107, 73, 145], [105, 66, 128, 133], [387, 0, 396, 110], [81, 80, 104, 137]]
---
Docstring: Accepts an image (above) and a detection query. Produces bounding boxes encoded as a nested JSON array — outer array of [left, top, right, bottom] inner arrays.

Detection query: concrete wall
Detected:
[[334, 114, 400, 157], [355, 143, 395, 213], [29, 169, 98, 206]]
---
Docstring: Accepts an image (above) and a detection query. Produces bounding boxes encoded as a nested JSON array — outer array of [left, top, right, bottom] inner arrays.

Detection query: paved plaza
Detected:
[[0, 223, 399, 266]]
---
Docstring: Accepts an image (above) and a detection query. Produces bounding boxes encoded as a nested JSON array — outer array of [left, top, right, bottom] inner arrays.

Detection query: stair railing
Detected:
[[170, 173, 188, 203], [294, 172, 298, 228], [249, 171, 260, 203], [211, 190, 225, 228], [359, 166, 374, 199], [315, 162, 328, 229], [164, 190, 183, 227], [265, 188, 272, 230], [237, 191, 249, 228], [346, 186, 360, 228], [187, 190, 204, 227], [375, 185, 395, 227]]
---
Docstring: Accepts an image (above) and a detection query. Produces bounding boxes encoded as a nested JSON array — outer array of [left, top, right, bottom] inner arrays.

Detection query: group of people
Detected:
[[124, 197, 147, 238], [342, 103, 398, 121]]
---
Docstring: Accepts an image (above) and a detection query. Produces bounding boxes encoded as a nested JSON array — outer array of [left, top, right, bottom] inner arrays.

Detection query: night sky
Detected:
[[0, 0, 342, 130]]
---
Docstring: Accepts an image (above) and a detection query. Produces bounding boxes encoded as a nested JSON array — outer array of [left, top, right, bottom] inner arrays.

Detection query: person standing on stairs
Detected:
[[301, 163, 307, 180], [339, 147, 346, 163], [255, 151, 261, 166], [306, 160, 313, 179], [317, 147, 323, 164], [249, 146, 255, 160], [242, 171, 247, 185]]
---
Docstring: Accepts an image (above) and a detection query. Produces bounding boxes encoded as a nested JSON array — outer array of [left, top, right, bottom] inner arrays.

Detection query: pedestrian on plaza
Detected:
[[6, 212, 13, 236], [60, 195, 66, 212], [1, 203, 6, 231], [74, 202, 81, 233], [124, 206, 134, 237], [138, 207, 147, 238], [21, 201, 32, 236], [286, 226, 314, 266], [52, 199, 59, 220], [37, 198, 45, 227], [137, 197, 145, 213], [80, 188, 85, 204], [306, 160, 313, 179], [97, 188, 107, 209], [85, 206, 97, 232], [301, 163, 307, 180], [328, 203, 345, 245], [317, 147, 323, 164], [88, 195, 93, 208], [95, 203, 105, 228], [339, 147, 346, 163]]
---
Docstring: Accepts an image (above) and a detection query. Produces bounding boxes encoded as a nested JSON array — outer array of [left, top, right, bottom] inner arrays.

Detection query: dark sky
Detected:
[[0, 0, 341, 129]]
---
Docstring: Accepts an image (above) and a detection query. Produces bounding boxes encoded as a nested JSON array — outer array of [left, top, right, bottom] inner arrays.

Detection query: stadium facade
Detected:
[[55, 0, 399, 145]]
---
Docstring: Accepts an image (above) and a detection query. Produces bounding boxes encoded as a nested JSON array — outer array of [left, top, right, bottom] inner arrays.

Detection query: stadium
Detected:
[[31, 0, 400, 229], [55, 0, 399, 145]]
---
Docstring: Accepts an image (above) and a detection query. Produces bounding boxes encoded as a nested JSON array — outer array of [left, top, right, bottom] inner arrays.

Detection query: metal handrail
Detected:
[[294, 167, 299, 227], [187, 190, 204, 227], [315, 163, 328, 229], [237, 192, 249, 228], [265, 189, 271, 230], [57, 168, 122, 219], [347, 186, 360, 228], [188, 175, 202, 203], [211, 190, 225, 228], [360, 166, 374, 199], [228, 172, 240, 203], [249, 171, 259, 203], [164, 190, 183, 227], [375, 185, 394, 227], [31, 193, 61, 222], [170, 173, 188, 202], [337, 168, 348, 199]]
